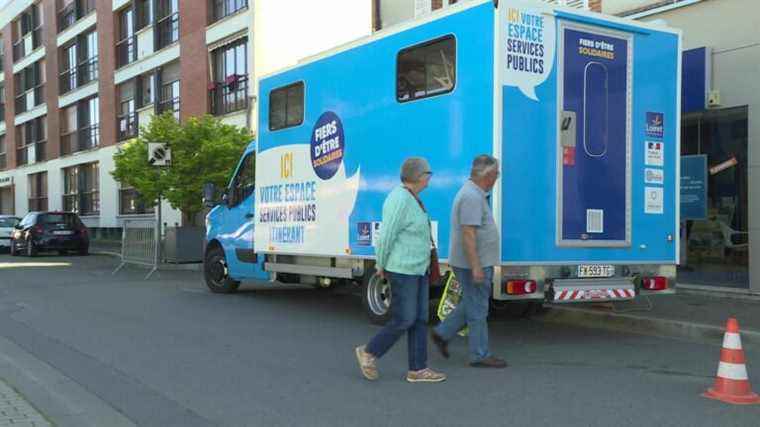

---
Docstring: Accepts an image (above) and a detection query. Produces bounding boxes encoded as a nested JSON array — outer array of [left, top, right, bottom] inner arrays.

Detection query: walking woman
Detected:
[[355, 157, 446, 383]]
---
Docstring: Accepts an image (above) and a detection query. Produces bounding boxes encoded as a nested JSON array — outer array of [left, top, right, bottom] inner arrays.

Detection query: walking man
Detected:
[[431, 154, 507, 368]]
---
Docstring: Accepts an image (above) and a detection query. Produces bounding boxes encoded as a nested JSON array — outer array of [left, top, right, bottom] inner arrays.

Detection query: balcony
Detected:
[[209, 74, 249, 116], [58, 0, 96, 33], [16, 141, 46, 166], [15, 86, 45, 115], [12, 30, 41, 62], [210, 0, 249, 24], [117, 112, 138, 141], [61, 124, 99, 155], [156, 12, 179, 50], [116, 36, 137, 68], [59, 57, 99, 94]]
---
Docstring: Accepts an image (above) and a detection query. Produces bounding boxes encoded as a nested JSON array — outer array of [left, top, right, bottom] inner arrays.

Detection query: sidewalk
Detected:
[[0, 379, 51, 427], [537, 289, 760, 347]]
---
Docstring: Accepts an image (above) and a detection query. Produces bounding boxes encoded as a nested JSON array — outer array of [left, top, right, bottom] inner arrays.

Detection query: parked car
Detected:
[[10, 212, 89, 257], [0, 215, 20, 252]]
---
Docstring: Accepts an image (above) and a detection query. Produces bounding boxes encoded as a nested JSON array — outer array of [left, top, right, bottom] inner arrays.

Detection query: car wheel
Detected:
[[78, 246, 89, 256], [58, 250, 68, 256], [204, 246, 240, 294], [10, 240, 18, 256], [362, 266, 392, 325], [26, 237, 37, 257]]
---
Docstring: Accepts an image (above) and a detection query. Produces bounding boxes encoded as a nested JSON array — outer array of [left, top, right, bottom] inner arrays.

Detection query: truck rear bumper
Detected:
[[548, 278, 636, 304]]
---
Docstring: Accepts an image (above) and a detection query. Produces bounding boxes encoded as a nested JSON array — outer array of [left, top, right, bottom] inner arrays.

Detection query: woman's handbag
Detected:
[[404, 187, 443, 285]]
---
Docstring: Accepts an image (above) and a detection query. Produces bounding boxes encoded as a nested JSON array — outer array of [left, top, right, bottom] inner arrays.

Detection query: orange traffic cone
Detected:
[[703, 317, 760, 405]]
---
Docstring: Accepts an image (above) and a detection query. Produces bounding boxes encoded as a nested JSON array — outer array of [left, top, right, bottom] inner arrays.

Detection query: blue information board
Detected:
[[680, 155, 708, 220]]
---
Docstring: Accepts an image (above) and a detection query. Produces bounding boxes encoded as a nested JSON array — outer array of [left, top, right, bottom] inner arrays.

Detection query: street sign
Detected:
[[148, 143, 171, 166]]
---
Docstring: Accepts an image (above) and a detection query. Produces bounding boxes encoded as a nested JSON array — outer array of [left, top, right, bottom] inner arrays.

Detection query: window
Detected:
[[396, 35, 456, 102], [136, 0, 154, 30], [117, 7, 137, 68], [14, 60, 46, 114], [210, 0, 248, 23], [0, 84, 5, 119], [16, 116, 46, 165], [63, 162, 99, 215], [59, 29, 98, 94], [156, 62, 180, 118], [61, 96, 99, 155], [138, 72, 156, 107], [269, 82, 304, 131], [229, 153, 255, 206], [12, 4, 42, 62], [117, 81, 138, 140], [210, 38, 248, 115], [119, 186, 154, 215], [28, 172, 48, 211], [58, 0, 95, 33], [0, 135, 6, 170], [156, 0, 179, 50]]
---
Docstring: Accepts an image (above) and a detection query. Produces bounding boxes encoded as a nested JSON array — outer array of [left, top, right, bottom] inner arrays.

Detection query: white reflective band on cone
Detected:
[[717, 362, 749, 381], [723, 332, 743, 350]]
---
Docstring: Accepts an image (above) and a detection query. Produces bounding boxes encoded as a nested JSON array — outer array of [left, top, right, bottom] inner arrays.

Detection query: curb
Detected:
[[536, 305, 760, 347], [677, 284, 760, 302], [0, 336, 135, 427]]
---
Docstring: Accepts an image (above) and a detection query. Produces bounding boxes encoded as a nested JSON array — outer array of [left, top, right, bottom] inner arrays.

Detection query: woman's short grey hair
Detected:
[[400, 157, 431, 184], [471, 155, 499, 178]]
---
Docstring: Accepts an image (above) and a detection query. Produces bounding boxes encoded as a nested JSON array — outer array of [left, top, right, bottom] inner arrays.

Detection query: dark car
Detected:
[[10, 212, 89, 257]]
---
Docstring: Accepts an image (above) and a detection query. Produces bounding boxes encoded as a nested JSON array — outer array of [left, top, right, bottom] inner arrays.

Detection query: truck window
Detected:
[[397, 35, 456, 103], [230, 153, 255, 206], [269, 82, 304, 131]]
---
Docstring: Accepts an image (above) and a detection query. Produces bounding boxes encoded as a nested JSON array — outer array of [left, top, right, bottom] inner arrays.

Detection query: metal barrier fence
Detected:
[[112, 219, 159, 279]]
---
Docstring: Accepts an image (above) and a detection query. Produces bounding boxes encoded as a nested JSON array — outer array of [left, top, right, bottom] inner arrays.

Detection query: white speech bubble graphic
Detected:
[[501, 5, 556, 101]]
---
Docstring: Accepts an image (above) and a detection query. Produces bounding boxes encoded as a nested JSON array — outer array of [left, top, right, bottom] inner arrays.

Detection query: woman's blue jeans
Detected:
[[366, 271, 429, 372]]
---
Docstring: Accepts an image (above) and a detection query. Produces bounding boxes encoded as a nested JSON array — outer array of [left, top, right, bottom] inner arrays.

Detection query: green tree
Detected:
[[112, 113, 251, 225]]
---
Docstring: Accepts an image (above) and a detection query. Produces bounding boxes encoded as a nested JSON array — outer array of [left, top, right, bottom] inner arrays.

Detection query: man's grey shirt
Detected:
[[448, 180, 500, 269]]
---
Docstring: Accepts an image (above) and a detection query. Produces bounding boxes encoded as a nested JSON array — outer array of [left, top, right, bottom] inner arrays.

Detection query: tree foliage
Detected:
[[112, 113, 251, 224]]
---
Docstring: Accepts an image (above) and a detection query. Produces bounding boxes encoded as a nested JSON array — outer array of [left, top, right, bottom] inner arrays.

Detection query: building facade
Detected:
[[608, 0, 756, 291], [0, 0, 254, 233]]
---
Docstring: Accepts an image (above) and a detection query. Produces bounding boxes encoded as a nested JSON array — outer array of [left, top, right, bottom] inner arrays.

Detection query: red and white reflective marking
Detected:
[[554, 288, 635, 301]]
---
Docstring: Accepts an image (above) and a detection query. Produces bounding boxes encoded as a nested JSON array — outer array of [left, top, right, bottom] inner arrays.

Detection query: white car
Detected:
[[0, 215, 20, 251]]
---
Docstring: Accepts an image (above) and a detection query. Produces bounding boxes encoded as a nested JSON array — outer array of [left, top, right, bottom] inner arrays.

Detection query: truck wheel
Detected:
[[362, 269, 392, 325], [204, 246, 240, 294]]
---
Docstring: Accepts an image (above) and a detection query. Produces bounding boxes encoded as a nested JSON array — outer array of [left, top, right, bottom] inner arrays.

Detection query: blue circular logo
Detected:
[[310, 111, 345, 180]]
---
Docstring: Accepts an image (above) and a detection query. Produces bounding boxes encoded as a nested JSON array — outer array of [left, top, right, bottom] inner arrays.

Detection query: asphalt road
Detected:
[[0, 253, 758, 427]]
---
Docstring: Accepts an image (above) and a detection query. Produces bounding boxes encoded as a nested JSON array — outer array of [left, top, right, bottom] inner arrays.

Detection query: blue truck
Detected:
[[203, 0, 682, 323]]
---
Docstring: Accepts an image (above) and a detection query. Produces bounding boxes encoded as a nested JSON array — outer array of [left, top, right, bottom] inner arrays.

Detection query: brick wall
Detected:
[[179, 1, 210, 121], [42, 0, 61, 161], [96, 0, 117, 148], [3, 23, 16, 169]]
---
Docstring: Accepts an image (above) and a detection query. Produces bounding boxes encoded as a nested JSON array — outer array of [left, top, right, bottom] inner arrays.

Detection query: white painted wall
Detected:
[[252, 0, 373, 133]]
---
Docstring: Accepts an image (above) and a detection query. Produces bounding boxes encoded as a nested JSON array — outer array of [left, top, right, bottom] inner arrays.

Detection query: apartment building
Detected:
[[0, 0, 254, 232]]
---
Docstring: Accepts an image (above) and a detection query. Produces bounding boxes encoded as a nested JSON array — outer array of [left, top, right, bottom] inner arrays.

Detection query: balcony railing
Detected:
[[15, 85, 45, 114], [0, 153, 6, 170], [209, 74, 249, 116], [117, 112, 138, 141], [16, 141, 46, 166], [210, 0, 248, 23], [116, 36, 137, 68], [63, 192, 99, 215], [61, 124, 99, 155], [59, 57, 99, 94], [58, 0, 96, 33], [12, 29, 41, 62], [156, 12, 179, 50]]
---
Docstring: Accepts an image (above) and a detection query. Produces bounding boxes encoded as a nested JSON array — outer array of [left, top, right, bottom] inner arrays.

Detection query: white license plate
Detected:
[[53, 230, 74, 236], [577, 265, 615, 278]]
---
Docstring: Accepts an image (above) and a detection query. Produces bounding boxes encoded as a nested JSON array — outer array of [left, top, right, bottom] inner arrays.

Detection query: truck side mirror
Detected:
[[203, 183, 218, 208]]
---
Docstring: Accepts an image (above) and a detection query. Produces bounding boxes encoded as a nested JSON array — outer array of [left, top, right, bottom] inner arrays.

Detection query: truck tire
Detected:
[[362, 268, 392, 325], [204, 246, 240, 294]]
